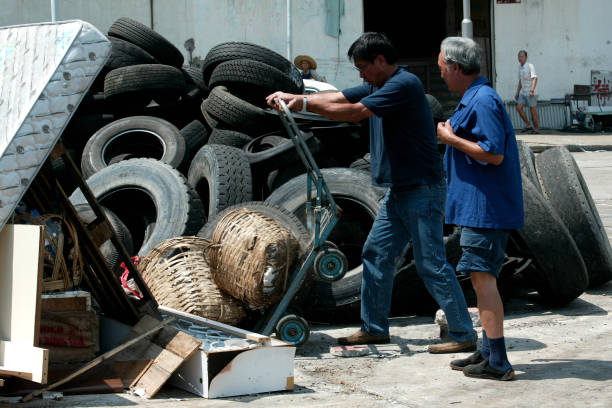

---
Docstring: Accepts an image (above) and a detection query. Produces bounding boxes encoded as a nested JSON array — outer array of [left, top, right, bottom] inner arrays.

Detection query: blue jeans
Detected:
[[360, 181, 476, 342]]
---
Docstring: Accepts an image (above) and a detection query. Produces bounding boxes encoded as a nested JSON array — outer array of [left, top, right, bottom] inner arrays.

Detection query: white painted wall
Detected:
[[0, 0, 364, 90], [493, 0, 612, 101]]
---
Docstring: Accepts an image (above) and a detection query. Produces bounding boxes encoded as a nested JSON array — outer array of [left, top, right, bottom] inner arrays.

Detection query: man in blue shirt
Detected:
[[436, 37, 524, 381], [267, 32, 476, 353]]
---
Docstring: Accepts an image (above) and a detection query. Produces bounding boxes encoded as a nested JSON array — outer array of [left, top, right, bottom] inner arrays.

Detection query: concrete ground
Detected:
[[3, 134, 612, 408]]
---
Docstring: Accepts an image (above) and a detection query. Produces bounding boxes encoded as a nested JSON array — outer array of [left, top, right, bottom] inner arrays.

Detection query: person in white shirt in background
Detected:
[[514, 50, 540, 134]]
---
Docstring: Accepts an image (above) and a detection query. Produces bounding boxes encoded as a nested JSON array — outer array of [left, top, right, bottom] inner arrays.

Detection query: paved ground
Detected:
[[3, 135, 612, 408]]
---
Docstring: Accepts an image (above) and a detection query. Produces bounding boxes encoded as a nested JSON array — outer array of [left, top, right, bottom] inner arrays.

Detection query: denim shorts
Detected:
[[455, 226, 510, 278], [517, 93, 537, 107]]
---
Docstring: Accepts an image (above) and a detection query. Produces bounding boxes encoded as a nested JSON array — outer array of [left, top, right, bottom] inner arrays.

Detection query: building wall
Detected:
[[493, 0, 612, 101], [0, 0, 364, 90]]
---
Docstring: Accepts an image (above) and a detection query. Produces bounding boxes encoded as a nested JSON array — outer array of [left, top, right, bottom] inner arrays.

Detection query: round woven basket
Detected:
[[138, 236, 246, 325], [208, 208, 299, 307]]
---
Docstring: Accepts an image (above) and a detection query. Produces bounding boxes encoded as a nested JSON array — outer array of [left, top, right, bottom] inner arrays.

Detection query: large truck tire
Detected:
[[80, 116, 187, 178], [70, 158, 205, 257], [535, 146, 612, 287], [187, 144, 253, 218]]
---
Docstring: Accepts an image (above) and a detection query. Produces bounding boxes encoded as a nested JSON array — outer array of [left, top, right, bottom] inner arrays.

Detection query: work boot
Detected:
[[337, 330, 390, 345], [463, 358, 515, 381], [428, 339, 476, 354], [450, 350, 484, 371]]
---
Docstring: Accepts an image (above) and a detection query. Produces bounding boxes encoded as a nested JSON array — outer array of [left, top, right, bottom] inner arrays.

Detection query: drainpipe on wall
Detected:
[[150, 0, 154, 30], [462, 0, 473, 39], [286, 0, 292, 60], [50, 0, 58, 22]]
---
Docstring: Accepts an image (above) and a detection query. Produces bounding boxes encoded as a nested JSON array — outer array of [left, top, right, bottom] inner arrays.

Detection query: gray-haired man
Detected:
[[436, 37, 524, 381]]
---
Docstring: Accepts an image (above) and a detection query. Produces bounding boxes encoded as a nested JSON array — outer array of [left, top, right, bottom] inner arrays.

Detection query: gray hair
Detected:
[[440, 37, 481, 75]]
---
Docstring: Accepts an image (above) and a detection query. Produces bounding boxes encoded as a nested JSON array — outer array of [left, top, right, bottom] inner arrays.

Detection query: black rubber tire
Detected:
[[517, 140, 540, 191], [69, 158, 206, 257], [391, 226, 463, 316], [208, 128, 253, 148], [90, 37, 160, 92], [349, 153, 371, 172], [513, 174, 589, 304], [107, 17, 184, 68], [242, 131, 320, 176], [200, 98, 220, 129], [209, 59, 301, 107], [202, 86, 277, 134], [104, 64, 188, 109], [535, 146, 612, 287], [180, 119, 209, 163], [202, 42, 303, 92], [74, 204, 135, 275], [266, 168, 387, 313], [105, 37, 159, 72], [182, 65, 209, 95], [187, 144, 253, 218], [80, 116, 187, 179]]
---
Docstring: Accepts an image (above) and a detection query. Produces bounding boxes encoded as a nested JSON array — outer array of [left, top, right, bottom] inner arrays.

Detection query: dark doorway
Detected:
[[363, 0, 492, 119], [363, 0, 447, 61]]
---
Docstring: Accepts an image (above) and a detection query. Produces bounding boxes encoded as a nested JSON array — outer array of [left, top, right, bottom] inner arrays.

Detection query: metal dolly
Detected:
[[255, 99, 346, 346]]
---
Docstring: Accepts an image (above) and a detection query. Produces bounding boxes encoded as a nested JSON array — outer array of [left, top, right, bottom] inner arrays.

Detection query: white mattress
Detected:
[[0, 20, 110, 230]]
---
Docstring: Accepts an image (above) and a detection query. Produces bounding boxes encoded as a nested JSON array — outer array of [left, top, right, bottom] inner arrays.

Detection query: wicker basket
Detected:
[[138, 236, 246, 325], [208, 208, 299, 307], [15, 213, 83, 292]]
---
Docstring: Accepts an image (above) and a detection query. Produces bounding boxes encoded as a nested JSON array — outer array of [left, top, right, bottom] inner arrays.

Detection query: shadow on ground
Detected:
[[514, 358, 612, 381]]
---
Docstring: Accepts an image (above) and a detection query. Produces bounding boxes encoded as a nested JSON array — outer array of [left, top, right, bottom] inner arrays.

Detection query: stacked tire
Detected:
[[509, 142, 612, 305]]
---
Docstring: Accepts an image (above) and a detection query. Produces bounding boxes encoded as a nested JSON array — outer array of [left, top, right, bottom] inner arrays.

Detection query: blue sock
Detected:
[[480, 330, 490, 359], [488, 336, 512, 372]]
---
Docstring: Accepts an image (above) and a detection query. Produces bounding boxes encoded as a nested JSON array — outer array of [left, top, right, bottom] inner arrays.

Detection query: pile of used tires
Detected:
[[62, 18, 611, 325]]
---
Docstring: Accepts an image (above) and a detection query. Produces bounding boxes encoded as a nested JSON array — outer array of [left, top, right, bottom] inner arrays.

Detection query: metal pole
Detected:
[[286, 0, 292, 60], [50, 0, 58, 22], [462, 0, 473, 39]]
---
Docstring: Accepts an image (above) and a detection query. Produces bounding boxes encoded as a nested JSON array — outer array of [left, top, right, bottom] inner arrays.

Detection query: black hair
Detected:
[[347, 32, 398, 64], [518, 50, 528, 57]]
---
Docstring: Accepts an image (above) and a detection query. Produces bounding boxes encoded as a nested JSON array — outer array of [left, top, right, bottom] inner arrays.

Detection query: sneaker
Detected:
[[463, 358, 515, 381], [450, 350, 484, 371], [337, 330, 390, 345], [428, 339, 476, 354]]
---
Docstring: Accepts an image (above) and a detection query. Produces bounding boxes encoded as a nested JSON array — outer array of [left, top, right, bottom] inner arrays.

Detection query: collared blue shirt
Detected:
[[342, 67, 442, 188], [444, 76, 524, 229]]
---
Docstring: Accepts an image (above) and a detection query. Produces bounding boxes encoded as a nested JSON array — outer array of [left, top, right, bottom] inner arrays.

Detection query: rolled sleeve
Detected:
[[342, 84, 371, 104], [470, 100, 506, 154]]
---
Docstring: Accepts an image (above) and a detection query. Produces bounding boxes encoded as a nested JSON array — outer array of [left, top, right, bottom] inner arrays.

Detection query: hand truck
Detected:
[[255, 99, 346, 346]]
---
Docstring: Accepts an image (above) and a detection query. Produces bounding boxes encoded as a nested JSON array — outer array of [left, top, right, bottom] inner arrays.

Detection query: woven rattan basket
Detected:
[[208, 208, 299, 307], [15, 213, 83, 292], [138, 236, 246, 325]]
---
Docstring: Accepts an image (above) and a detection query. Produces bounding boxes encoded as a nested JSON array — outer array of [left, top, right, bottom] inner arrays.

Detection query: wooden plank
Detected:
[[41, 291, 91, 313], [0, 341, 49, 383], [158, 305, 271, 344], [20, 317, 175, 403], [0, 224, 44, 346], [128, 315, 202, 399]]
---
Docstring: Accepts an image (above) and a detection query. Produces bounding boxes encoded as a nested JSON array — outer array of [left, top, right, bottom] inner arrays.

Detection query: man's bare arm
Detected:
[[266, 91, 374, 122]]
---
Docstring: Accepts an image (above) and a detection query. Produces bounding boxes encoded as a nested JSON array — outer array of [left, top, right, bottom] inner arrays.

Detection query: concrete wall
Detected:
[[0, 0, 364, 90], [493, 0, 612, 101]]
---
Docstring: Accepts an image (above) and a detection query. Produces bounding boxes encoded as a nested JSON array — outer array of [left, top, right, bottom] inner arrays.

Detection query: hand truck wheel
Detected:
[[276, 314, 310, 346], [314, 242, 348, 282]]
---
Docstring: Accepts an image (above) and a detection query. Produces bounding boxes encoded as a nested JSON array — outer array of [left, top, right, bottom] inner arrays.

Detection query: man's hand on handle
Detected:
[[266, 91, 302, 112]]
